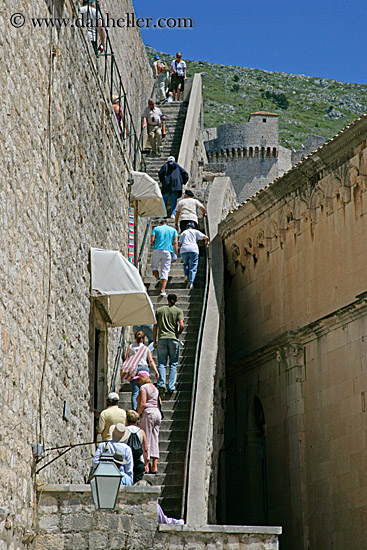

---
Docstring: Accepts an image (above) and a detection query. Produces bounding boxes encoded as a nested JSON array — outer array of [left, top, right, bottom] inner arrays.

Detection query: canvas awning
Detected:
[[90, 248, 156, 327], [131, 171, 166, 217]]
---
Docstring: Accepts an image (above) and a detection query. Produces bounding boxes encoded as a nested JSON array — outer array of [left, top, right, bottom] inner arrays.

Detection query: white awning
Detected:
[[131, 171, 167, 217], [90, 248, 156, 327]]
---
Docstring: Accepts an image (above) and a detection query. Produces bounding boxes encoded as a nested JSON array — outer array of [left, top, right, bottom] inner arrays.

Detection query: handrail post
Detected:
[[111, 327, 126, 393]]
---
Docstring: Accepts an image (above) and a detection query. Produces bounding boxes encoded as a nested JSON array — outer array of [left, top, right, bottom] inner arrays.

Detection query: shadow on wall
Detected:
[[218, 388, 268, 525]]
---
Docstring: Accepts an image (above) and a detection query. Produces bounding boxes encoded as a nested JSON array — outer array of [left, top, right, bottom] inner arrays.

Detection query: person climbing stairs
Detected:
[[118, 217, 207, 518]]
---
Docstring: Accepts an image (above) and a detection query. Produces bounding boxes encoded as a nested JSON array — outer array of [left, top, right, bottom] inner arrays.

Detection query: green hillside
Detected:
[[146, 46, 367, 148]]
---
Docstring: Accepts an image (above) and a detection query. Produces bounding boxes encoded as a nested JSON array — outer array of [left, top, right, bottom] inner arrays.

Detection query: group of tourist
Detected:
[[89, 44, 202, 518], [93, 290, 185, 481], [153, 52, 187, 104], [151, 174, 209, 295], [93, 388, 183, 523], [141, 52, 187, 157]]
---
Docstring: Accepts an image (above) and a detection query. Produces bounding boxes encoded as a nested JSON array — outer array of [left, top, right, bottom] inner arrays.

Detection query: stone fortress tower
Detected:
[[204, 112, 325, 203]]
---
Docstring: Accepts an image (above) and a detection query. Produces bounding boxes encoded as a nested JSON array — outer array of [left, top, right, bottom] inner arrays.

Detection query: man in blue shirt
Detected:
[[92, 423, 133, 485], [151, 221, 178, 297]]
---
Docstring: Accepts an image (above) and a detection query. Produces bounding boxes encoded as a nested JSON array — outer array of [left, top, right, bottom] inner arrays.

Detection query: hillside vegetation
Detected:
[[146, 46, 367, 148]]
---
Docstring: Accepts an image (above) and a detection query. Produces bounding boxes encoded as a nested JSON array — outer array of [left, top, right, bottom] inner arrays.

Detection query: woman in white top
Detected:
[[127, 331, 159, 410], [178, 222, 209, 289]]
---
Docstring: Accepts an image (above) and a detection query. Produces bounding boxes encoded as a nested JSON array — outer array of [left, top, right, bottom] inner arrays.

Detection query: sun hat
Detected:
[[133, 369, 150, 380], [109, 423, 130, 443], [112, 452, 128, 465]]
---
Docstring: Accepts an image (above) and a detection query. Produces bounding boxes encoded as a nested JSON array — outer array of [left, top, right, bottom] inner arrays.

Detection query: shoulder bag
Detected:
[[121, 344, 147, 382]]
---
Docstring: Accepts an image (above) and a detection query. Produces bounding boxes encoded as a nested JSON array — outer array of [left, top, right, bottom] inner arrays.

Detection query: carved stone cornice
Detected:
[[227, 290, 367, 374]]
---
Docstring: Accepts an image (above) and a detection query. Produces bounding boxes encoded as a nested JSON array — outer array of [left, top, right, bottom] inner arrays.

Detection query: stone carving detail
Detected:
[[309, 187, 325, 223], [266, 220, 279, 252], [226, 242, 246, 275], [255, 229, 265, 250], [244, 237, 253, 256], [334, 164, 359, 205], [294, 198, 309, 226], [283, 343, 304, 371]]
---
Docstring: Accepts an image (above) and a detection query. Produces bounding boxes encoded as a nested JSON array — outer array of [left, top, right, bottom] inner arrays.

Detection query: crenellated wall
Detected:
[[204, 114, 292, 202]]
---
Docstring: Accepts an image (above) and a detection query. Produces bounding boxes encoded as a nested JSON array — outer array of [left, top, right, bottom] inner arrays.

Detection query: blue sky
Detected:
[[134, 0, 367, 84]]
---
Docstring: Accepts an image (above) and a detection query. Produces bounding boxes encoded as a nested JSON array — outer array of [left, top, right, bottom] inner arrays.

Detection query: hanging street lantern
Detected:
[[90, 452, 122, 510]]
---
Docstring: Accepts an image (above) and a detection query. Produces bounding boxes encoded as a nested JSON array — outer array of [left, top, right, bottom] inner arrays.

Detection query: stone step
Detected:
[[158, 439, 186, 453], [147, 282, 205, 291], [155, 410, 189, 423], [144, 471, 184, 486], [158, 449, 186, 463], [138, 97, 205, 520], [147, 287, 204, 298], [146, 302, 203, 314], [157, 428, 190, 442], [159, 483, 188, 498], [144, 460, 185, 475], [145, 273, 205, 281], [159, 497, 183, 515]]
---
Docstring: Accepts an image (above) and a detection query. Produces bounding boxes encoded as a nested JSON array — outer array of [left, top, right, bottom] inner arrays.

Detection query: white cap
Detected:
[[107, 392, 119, 401]]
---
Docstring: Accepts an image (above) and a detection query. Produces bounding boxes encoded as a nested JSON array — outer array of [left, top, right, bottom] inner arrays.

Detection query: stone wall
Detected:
[[35, 484, 160, 550], [225, 157, 279, 203], [157, 525, 281, 550], [0, 1, 152, 548], [35, 485, 281, 550], [218, 115, 367, 549]]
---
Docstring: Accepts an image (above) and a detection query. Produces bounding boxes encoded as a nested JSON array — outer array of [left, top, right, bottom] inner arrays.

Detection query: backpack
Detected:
[[127, 430, 143, 461], [157, 60, 167, 72]]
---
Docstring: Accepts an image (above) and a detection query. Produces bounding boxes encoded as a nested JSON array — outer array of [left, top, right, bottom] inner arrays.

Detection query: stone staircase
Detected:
[[118, 95, 206, 518], [143, 102, 188, 206], [119, 226, 206, 518]]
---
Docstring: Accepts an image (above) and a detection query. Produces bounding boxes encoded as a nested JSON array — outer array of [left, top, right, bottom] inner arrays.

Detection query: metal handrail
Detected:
[[180, 183, 212, 520], [87, 1, 146, 171], [137, 217, 152, 275], [110, 326, 126, 392]]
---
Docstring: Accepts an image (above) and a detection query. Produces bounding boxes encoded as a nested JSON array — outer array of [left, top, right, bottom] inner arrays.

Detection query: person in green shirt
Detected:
[[153, 293, 184, 397]]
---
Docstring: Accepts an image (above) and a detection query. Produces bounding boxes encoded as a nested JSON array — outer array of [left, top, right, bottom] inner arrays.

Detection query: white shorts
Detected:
[[151, 249, 172, 280]]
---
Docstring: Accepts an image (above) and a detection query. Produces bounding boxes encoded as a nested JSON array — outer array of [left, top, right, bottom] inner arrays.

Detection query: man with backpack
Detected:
[[125, 409, 149, 481], [158, 156, 189, 219], [142, 99, 164, 156], [153, 55, 169, 104]]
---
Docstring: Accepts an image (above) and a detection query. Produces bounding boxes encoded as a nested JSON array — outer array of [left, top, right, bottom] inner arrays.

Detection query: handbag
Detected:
[[121, 344, 147, 382], [157, 395, 164, 420]]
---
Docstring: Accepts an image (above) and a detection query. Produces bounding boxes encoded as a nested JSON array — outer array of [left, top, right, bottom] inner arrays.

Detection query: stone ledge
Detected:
[[37, 484, 161, 495], [159, 524, 282, 535]]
